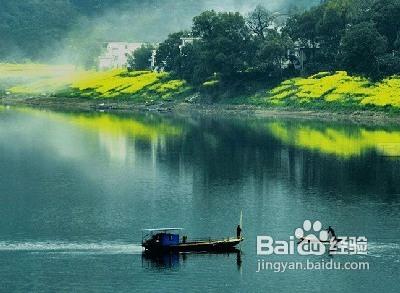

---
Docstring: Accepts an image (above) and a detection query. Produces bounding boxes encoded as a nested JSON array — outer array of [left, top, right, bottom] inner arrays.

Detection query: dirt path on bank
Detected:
[[1, 95, 400, 126]]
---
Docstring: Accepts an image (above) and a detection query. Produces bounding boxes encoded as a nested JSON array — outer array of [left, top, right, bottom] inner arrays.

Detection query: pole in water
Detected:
[[239, 210, 243, 248], [239, 210, 243, 230]]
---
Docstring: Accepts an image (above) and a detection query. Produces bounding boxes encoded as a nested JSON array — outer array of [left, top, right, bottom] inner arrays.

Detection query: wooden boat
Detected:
[[297, 236, 342, 245], [141, 228, 244, 253]]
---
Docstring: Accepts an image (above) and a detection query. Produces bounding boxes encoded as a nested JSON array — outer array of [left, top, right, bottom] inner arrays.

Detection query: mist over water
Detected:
[[1, 0, 319, 64], [85, 0, 318, 41]]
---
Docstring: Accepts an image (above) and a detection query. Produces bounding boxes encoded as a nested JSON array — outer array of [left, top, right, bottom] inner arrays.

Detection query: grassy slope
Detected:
[[2, 64, 400, 112], [256, 71, 400, 112], [0, 64, 191, 101]]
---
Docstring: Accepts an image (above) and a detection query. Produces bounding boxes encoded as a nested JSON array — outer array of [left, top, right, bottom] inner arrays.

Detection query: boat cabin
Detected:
[[142, 228, 183, 250]]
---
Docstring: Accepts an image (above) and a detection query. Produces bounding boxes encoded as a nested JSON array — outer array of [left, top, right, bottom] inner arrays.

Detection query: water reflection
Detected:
[[2, 106, 400, 199], [8, 106, 400, 161], [142, 251, 181, 269], [5, 107, 185, 163], [66, 112, 184, 163], [13, 106, 183, 141], [266, 121, 400, 158], [142, 250, 242, 270], [69, 113, 183, 140]]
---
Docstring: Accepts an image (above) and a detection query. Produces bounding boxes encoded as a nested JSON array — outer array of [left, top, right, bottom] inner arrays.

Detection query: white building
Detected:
[[98, 42, 143, 70], [179, 37, 201, 52]]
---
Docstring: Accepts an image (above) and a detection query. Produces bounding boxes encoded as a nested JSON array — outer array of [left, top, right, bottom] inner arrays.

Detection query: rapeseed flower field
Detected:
[[0, 64, 190, 100], [266, 71, 400, 109], [2, 64, 400, 110]]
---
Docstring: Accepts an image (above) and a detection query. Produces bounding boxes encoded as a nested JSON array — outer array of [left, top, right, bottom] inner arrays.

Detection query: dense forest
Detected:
[[154, 0, 400, 88], [0, 0, 318, 65], [2, 0, 399, 84]]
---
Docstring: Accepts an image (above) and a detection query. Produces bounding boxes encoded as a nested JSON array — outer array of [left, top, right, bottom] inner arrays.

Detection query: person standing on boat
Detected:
[[236, 225, 242, 239], [327, 226, 336, 239]]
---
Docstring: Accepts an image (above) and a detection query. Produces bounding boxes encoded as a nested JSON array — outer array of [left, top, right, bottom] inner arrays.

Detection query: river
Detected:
[[0, 106, 399, 292]]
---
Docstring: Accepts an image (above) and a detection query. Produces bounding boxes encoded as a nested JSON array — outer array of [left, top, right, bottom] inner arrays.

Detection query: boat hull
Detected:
[[143, 238, 243, 253], [298, 237, 342, 244]]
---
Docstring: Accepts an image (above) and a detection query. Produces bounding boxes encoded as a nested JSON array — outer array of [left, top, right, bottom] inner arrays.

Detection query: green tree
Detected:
[[371, 0, 400, 50], [284, 6, 322, 48], [378, 51, 400, 76], [315, 4, 348, 70], [179, 43, 208, 84], [246, 5, 275, 40], [155, 31, 187, 72], [252, 30, 293, 78], [283, 0, 390, 74], [341, 22, 388, 78], [192, 10, 252, 82], [129, 44, 154, 70]]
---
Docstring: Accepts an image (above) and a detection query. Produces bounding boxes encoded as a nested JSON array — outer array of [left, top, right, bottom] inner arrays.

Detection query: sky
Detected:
[[86, 0, 320, 42]]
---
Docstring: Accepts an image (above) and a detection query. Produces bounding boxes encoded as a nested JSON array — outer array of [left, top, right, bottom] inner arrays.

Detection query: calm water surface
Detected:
[[0, 106, 399, 292]]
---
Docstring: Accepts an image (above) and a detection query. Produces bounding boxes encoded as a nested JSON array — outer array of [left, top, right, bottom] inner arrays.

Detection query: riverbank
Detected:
[[2, 95, 400, 126], [1, 64, 400, 124]]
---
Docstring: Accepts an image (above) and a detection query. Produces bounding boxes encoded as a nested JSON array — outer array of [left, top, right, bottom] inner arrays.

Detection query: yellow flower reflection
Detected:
[[14, 107, 183, 141], [68, 113, 182, 140], [267, 121, 400, 158], [7, 106, 184, 162]]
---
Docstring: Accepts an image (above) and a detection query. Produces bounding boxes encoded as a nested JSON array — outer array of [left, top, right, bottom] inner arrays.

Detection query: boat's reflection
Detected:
[[142, 249, 242, 270]]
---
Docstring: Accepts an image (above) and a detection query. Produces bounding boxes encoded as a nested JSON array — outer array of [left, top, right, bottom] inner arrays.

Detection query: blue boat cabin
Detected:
[[142, 228, 183, 250], [158, 233, 179, 246]]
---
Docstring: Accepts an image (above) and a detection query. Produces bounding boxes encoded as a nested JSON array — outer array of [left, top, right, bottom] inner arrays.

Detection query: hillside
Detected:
[[2, 64, 400, 113], [260, 71, 400, 111], [0, 64, 190, 101]]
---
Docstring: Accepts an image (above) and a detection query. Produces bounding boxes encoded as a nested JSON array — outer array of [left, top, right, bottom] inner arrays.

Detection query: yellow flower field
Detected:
[[0, 64, 190, 100], [3, 64, 400, 110], [266, 71, 400, 109]]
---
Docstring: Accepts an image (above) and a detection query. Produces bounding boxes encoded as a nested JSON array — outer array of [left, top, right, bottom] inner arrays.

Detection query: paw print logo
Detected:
[[295, 220, 328, 255]]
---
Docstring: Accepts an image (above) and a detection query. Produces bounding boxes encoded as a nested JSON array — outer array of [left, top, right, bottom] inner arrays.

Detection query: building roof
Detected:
[[142, 228, 184, 232]]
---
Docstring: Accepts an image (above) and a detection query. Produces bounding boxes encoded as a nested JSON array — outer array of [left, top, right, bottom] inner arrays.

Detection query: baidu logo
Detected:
[[295, 220, 328, 255], [257, 220, 368, 256]]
